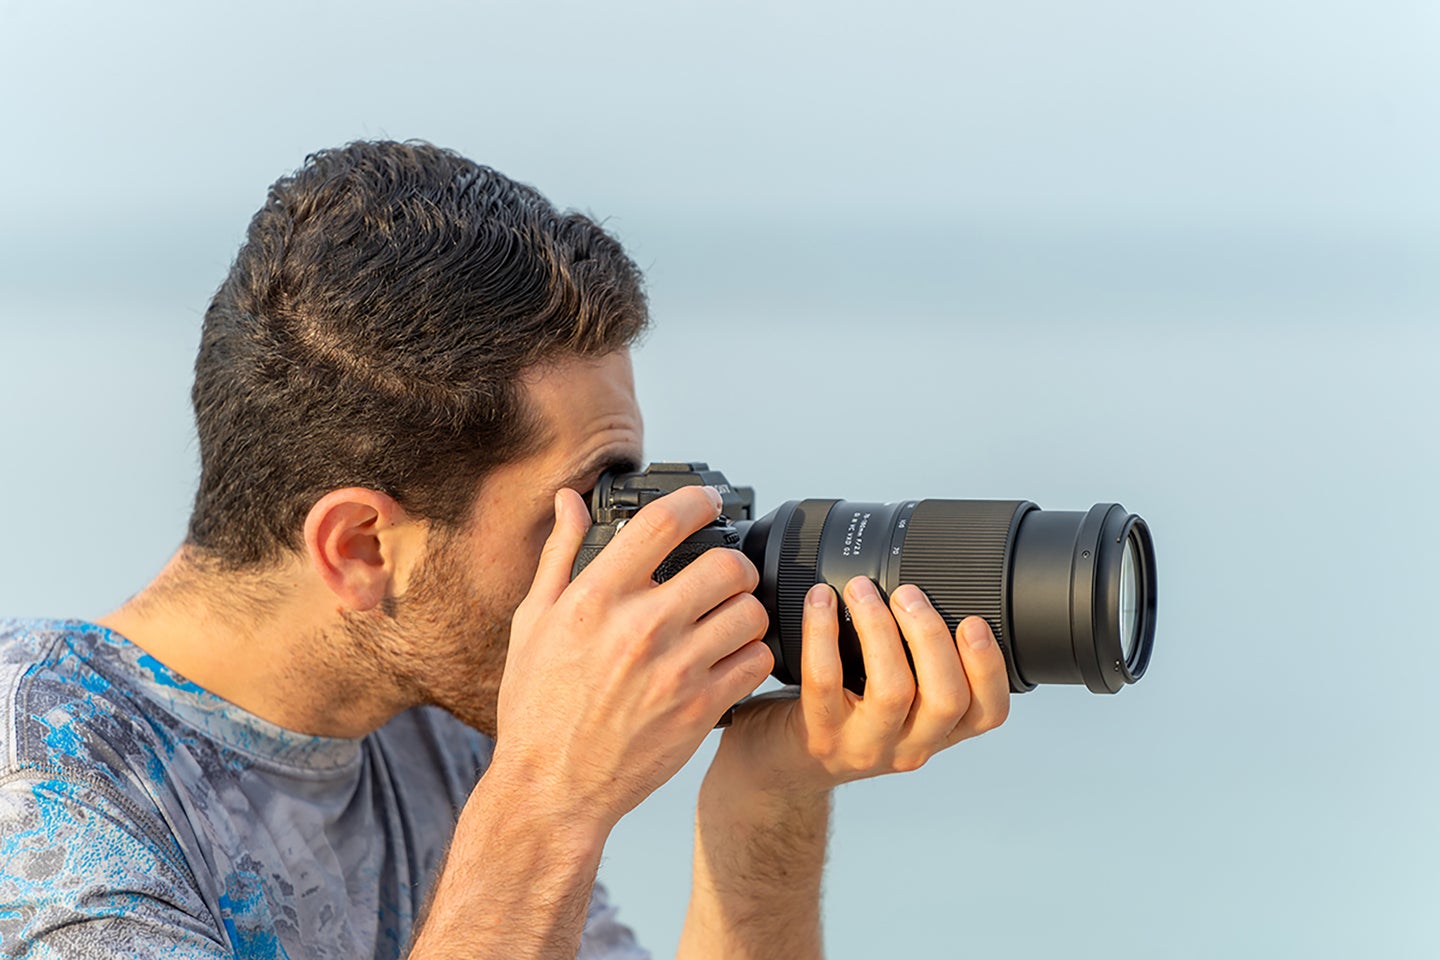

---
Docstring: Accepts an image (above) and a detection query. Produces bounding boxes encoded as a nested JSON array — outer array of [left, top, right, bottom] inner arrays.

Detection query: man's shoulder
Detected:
[[0, 617, 83, 683], [0, 618, 149, 776], [0, 618, 196, 869], [1, 624, 125, 759], [0, 621, 233, 953]]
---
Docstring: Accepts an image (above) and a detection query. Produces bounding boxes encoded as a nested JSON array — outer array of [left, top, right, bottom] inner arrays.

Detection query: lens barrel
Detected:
[[740, 499, 1156, 695]]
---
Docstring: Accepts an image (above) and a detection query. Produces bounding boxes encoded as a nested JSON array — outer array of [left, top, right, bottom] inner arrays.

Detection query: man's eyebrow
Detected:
[[560, 451, 640, 492]]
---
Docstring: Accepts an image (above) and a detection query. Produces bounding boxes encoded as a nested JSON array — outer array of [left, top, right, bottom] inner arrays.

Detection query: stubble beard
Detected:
[[344, 528, 518, 738]]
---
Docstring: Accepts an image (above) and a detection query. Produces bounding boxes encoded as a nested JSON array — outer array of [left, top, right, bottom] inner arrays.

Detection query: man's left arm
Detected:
[[676, 576, 1011, 960]]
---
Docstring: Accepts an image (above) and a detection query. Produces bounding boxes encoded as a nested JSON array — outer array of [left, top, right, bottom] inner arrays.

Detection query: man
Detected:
[[0, 141, 1009, 958]]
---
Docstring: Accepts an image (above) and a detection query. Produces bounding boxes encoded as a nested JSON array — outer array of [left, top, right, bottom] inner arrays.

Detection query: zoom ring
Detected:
[[775, 500, 836, 682], [897, 500, 1025, 671]]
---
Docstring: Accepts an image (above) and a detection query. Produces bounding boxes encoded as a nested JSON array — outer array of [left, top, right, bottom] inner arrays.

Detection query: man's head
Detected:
[[187, 140, 649, 569]]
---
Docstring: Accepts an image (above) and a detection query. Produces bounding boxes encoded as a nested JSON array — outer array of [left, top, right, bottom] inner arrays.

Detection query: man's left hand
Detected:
[[710, 575, 1011, 799]]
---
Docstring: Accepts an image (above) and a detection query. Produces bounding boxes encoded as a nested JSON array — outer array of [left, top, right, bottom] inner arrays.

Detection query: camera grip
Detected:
[[570, 522, 742, 583], [569, 520, 753, 730]]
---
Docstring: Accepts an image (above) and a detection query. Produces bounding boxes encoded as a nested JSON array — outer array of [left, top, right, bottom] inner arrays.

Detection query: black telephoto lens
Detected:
[[569, 464, 1158, 697], [738, 500, 1157, 695]]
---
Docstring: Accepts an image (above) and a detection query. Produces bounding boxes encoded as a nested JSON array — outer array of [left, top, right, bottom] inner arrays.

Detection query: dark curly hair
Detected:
[[186, 140, 649, 567]]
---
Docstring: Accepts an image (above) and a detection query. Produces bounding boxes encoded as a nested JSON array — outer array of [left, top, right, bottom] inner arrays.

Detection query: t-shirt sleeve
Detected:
[[578, 879, 650, 960], [0, 772, 229, 959]]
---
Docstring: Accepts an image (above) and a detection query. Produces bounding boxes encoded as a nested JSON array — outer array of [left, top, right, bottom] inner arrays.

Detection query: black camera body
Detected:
[[572, 463, 753, 585], [572, 462, 1157, 697]]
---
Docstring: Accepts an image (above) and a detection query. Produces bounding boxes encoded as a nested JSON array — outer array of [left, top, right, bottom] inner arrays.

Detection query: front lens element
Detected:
[[1120, 537, 1139, 660]]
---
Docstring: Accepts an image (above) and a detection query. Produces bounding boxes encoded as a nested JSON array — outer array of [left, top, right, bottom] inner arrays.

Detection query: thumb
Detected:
[[526, 488, 592, 606]]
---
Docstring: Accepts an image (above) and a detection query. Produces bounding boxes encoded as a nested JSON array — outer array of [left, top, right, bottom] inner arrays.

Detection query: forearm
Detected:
[[677, 738, 831, 960], [407, 757, 611, 960]]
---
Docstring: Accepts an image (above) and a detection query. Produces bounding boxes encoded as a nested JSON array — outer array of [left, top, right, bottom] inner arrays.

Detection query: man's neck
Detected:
[[98, 549, 412, 739]]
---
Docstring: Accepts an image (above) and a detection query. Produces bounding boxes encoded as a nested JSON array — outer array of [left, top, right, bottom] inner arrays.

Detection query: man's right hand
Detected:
[[408, 485, 772, 958], [490, 484, 774, 833]]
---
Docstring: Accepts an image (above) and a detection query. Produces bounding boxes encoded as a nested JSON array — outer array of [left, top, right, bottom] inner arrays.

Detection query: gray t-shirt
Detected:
[[0, 619, 648, 959]]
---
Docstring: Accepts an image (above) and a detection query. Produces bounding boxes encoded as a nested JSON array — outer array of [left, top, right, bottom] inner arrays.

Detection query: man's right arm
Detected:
[[406, 763, 610, 957], [406, 486, 773, 959]]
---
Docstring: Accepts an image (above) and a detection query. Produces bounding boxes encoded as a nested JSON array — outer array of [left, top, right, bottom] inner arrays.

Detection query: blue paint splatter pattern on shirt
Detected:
[[0, 619, 648, 959]]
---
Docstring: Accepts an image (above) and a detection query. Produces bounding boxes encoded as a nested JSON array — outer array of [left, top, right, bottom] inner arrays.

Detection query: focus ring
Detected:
[[898, 500, 1024, 674]]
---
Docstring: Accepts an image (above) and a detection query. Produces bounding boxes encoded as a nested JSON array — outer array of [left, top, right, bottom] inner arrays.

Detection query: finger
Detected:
[[656, 544, 759, 623], [945, 616, 1012, 746], [845, 577, 915, 728], [590, 485, 725, 588], [889, 584, 972, 747], [799, 583, 847, 730], [525, 488, 593, 607], [691, 593, 770, 667], [704, 639, 775, 716]]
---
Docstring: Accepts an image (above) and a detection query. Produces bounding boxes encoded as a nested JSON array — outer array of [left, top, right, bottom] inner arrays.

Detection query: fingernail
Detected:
[[702, 485, 724, 514], [554, 490, 565, 516], [892, 584, 930, 615], [807, 584, 834, 609], [962, 618, 994, 650], [847, 577, 880, 604]]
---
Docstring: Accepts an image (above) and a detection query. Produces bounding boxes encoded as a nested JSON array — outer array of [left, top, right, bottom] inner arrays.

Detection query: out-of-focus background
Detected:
[[2, 2, 1436, 956]]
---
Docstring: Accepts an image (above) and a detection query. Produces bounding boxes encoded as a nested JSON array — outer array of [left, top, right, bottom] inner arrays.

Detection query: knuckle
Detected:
[[928, 690, 970, 723], [701, 547, 753, 588], [737, 553, 762, 592], [741, 646, 774, 685], [648, 666, 687, 704], [807, 733, 841, 763], [633, 503, 685, 543], [740, 596, 769, 636], [630, 619, 671, 659], [971, 703, 1009, 734], [727, 549, 761, 591], [851, 747, 886, 772], [806, 661, 843, 690], [893, 752, 930, 774], [612, 632, 651, 670], [564, 579, 609, 619], [868, 683, 915, 715]]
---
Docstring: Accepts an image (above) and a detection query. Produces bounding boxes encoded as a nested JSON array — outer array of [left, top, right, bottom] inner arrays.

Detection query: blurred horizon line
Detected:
[[3, 208, 1434, 328]]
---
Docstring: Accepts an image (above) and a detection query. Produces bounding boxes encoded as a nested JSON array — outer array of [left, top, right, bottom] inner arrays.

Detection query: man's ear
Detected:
[[302, 488, 425, 612]]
